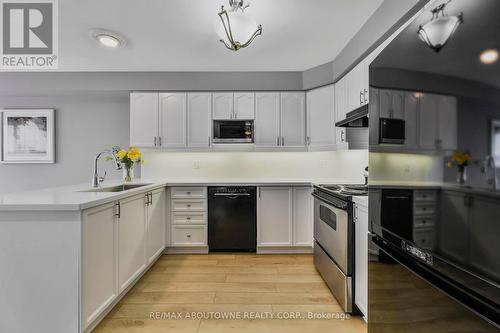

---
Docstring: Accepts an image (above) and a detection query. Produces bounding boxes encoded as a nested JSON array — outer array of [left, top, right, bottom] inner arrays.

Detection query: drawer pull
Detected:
[[187, 234, 191, 238], [187, 191, 191, 195], [186, 217, 191, 220], [187, 204, 191, 208]]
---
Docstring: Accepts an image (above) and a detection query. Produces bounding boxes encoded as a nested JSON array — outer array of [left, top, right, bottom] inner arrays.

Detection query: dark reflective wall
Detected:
[[368, 0, 500, 331]]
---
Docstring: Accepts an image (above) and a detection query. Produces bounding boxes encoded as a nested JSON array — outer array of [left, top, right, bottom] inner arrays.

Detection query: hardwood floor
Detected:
[[94, 254, 367, 333]]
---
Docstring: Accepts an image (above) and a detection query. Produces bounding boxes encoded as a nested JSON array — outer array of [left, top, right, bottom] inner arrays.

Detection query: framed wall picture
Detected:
[[1, 109, 55, 164]]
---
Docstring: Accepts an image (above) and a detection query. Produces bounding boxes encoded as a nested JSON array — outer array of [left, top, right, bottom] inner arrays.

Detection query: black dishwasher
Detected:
[[208, 186, 257, 252]]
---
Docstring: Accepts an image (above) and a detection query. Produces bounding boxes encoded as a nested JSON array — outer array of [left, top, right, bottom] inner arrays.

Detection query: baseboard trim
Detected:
[[164, 246, 209, 254], [257, 246, 313, 254]]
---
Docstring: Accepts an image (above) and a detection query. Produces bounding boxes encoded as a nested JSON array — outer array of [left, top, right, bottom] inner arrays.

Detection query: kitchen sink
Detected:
[[81, 184, 152, 193]]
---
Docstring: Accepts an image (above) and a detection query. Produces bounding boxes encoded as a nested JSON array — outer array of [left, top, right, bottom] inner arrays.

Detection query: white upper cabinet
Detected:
[[346, 63, 366, 112], [307, 85, 335, 150], [379, 89, 405, 119], [234, 92, 255, 119], [187, 93, 212, 148], [334, 80, 349, 149], [159, 93, 187, 148], [437, 95, 457, 151], [130, 92, 159, 147], [255, 92, 280, 147], [212, 92, 234, 120], [280, 92, 306, 148], [418, 93, 440, 150], [404, 92, 419, 150]]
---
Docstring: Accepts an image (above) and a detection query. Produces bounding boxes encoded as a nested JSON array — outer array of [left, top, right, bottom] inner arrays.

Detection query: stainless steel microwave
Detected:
[[379, 118, 405, 144], [213, 120, 254, 144]]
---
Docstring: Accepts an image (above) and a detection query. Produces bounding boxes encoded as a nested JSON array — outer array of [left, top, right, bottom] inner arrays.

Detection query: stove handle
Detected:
[[312, 192, 347, 210]]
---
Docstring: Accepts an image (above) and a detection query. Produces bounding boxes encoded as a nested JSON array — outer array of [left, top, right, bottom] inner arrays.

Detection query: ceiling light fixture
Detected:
[[90, 29, 126, 48], [417, 0, 463, 52], [479, 49, 499, 65], [215, 0, 262, 51]]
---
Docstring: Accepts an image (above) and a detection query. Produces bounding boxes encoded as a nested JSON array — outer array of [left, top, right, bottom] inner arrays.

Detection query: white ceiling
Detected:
[[58, 0, 383, 72]]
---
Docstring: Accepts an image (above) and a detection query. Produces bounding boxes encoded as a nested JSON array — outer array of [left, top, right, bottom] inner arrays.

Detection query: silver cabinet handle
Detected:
[[145, 193, 149, 206], [360, 91, 363, 105], [306, 136, 310, 145], [234, 110, 238, 119], [187, 204, 191, 207], [282, 136, 285, 146], [364, 89, 368, 103], [277, 136, 280, 146], [115, 202, 121, 219], [154, 136, 157, 146], [208, 136, 211, 146], [341, 131, 345, 142], [187, 234, 191, 238]]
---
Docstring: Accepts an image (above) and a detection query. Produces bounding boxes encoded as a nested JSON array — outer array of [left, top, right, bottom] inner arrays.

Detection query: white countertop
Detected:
[[0, 178, 351, 211], [370, 181, 500, 199]]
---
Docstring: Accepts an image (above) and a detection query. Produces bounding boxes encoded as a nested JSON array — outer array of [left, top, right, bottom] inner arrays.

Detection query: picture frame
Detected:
[[1, 109, 55, 164]]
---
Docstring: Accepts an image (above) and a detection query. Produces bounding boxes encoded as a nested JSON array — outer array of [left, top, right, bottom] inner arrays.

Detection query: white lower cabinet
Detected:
[[168, 186, 208, 249], [353, 197, 368, 320], [258, 186, 313, 249], [82, 188, 165, 331], [146, 188, 166, 263], [82, 202, 118, 330]]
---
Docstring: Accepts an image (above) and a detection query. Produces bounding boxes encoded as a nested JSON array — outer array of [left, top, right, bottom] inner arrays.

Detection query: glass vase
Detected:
[[457, 165, 467, 185], [123, 166, 133, 182]]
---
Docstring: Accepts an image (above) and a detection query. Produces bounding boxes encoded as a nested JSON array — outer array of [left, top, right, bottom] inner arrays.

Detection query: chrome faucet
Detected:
[[92, 150, 122, 188], [481, 155, 497, 191]]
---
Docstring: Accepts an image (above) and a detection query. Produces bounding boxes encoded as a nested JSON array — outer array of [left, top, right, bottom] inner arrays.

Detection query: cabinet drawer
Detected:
[[413, 229, 435, 249], [171, 225, 207, 246], [171, 187, 206, 199], [172, 212, 206, 225], [414, 216, 434, 228], [414, 190, 436, 202], [414, 204, 435, 215], [171, 199, 206, 212]]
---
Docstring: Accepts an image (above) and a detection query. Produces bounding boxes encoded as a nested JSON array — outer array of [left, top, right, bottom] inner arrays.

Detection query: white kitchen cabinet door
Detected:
[[255, 92, 280, 147], [258, 187, 293, 246], [346, 64, 365, 112], [146, 189, 165, 263], [437, 96, 457, 151], [187, 93, 212, 148], [379, 89, 404, 119], [118, 194, 147, 292], [334, 78, 348, 123], [159, 93, 187, 148], [280, 92, 306, 148], [354, 198, 368, 319], [404, 92, 419, 150], [293, 187, 313, 247], [234, 92, 255, 119], [418, 93, 439, 150], [82, 202, 117, 330], [130, 92, 159, 147], [307, 86, 335, 150], [212, 92, 234, 120]]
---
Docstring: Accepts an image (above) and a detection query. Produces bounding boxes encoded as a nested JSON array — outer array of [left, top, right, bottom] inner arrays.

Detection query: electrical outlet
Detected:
[[192, 161, 200, 170]]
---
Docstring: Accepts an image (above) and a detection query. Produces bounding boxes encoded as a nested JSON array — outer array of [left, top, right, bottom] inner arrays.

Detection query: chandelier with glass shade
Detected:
[[215, 0, 262, 51], [417, 0, 463, 52]]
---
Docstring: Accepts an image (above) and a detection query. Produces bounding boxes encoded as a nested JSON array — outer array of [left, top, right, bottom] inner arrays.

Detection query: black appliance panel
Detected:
[[379, 118, 405, 144]]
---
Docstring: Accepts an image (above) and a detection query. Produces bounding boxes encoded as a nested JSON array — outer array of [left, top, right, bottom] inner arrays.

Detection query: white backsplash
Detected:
[[141, 150, 368, 183], [369, 152, 444, 183]]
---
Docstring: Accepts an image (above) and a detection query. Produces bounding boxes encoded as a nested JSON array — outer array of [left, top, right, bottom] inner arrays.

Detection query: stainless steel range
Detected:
[[312, 184, 367, 313]]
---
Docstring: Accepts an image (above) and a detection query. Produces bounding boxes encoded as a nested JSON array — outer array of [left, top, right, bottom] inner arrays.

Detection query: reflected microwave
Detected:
[[379, 118, 405, 144], [213, 120, 254, 144]]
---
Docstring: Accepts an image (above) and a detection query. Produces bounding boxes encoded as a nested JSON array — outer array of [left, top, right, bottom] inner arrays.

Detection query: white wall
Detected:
[[0, 93, 129, 195], [142, 150, 368, 183], [369, 152, 444, 183]]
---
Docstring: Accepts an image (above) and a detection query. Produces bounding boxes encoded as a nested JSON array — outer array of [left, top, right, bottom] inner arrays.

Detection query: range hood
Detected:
[[335, 105, 368, 127]]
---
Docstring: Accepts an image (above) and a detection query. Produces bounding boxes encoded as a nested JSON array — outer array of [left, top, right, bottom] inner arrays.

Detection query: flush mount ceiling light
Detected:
[[479, 49, 499, 64], [417, 0, 463, 52], [90, 29, 126, 48], [215, 0, 262, 51]]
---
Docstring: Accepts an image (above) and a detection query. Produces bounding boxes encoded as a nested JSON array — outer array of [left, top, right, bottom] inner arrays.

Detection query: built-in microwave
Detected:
[[213, 120, 253, 144], [379, 118, 405, 144]]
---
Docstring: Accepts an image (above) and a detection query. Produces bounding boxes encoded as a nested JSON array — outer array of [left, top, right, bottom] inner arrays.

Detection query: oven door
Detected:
[[313, 196, 350, 274], [369, 235, 500, 331]]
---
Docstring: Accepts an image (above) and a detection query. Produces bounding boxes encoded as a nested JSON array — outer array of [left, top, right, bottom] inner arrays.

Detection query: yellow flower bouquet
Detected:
[[110, 146, 144, 182], [447, 150, 471, 184]]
